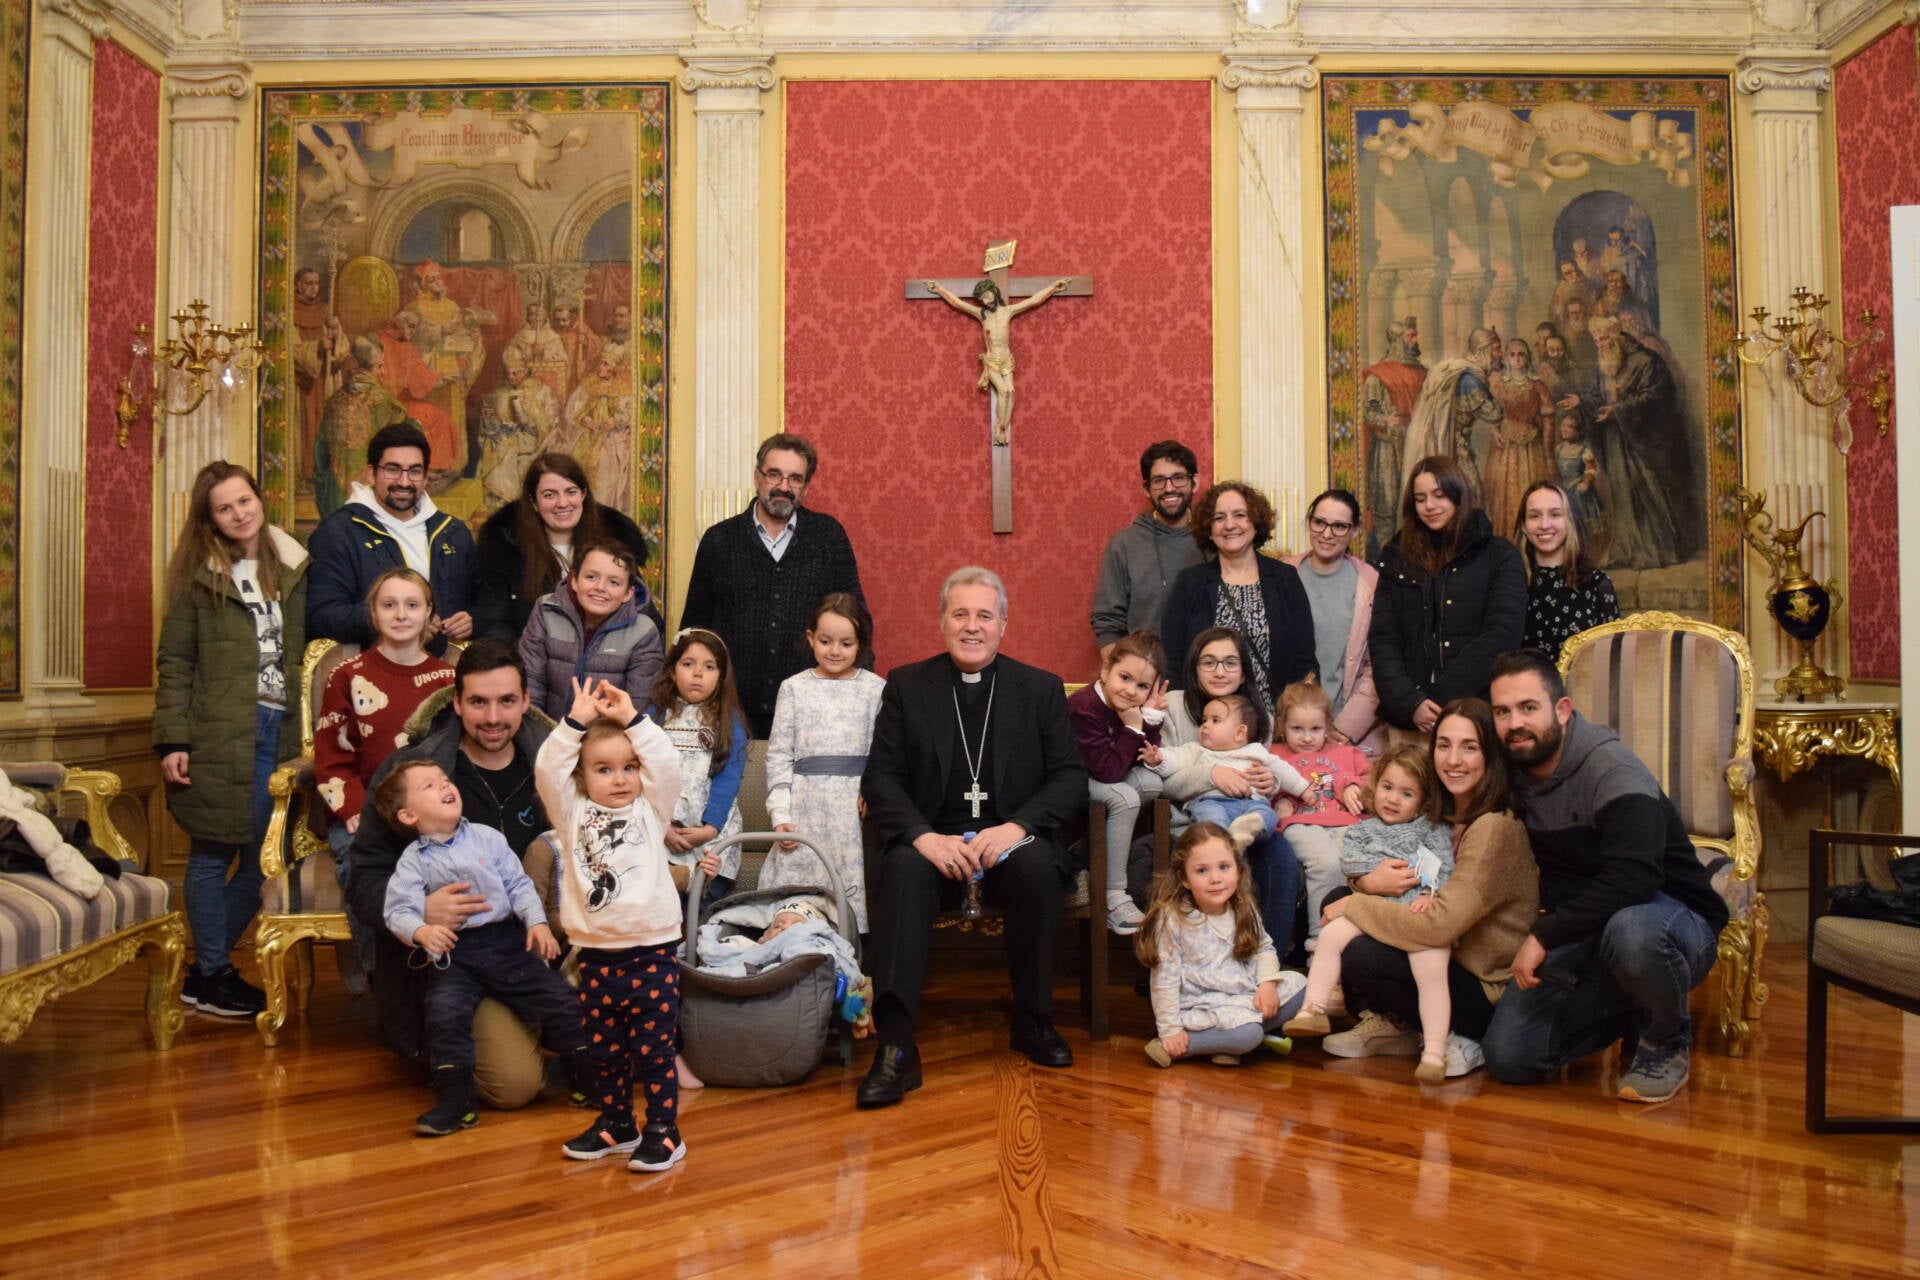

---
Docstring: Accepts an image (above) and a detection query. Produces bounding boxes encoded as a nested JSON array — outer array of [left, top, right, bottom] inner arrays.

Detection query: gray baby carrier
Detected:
[[677, 831, 861, 1088]]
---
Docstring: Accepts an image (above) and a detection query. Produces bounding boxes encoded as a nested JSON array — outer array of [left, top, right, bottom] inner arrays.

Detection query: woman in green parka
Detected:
[[154, 462, 308, 1018]]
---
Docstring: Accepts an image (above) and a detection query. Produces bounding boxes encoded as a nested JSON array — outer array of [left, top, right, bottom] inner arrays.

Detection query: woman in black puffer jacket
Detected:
[[1368, 455, 1526, 733], [471, 452, 661, 644]]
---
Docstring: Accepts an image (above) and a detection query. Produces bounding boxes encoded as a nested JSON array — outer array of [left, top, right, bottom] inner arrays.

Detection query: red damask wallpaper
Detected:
[[784, 79, 1214, 679], [84, 40, 159, 689], [1835, 25, 1917, 682]]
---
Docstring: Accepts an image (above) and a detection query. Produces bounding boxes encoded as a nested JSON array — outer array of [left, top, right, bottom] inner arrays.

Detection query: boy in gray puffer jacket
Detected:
[[519, 540, 663, 721]]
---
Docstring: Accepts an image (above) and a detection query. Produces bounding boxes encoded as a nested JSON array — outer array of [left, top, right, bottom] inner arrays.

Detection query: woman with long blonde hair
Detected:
[[154, 462, 309, 1019]]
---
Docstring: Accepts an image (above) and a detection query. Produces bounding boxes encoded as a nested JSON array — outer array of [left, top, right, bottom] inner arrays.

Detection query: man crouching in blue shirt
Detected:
[[380, 760, 592, 1135], [1483, 649, 1728, 1104]]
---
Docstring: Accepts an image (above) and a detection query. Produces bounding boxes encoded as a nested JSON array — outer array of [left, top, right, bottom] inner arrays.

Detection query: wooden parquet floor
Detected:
[[2, 937, 1917, 1279]]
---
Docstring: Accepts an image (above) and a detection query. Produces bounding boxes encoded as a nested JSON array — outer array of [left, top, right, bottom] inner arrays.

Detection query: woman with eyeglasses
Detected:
[[1368, 456, 1526, 735], [1159, 481, 1317, 716], [1281, 488, 1384, 755], [470, 451, 660, 645], [1153, 626, 1304, 957]]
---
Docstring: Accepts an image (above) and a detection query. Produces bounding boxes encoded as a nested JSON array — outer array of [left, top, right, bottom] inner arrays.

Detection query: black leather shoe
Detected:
[[856, 1043, 922, 1108], [1009, 1015, 1073, 1068]]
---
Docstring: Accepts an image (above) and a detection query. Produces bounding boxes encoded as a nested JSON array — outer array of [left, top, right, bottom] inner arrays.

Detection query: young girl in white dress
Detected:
[[765, 593, 885, 931], [643, 628, 750, 902]]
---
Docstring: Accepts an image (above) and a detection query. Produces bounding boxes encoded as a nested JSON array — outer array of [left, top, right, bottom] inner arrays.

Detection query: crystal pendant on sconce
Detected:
[[130, 334, 150, 359]]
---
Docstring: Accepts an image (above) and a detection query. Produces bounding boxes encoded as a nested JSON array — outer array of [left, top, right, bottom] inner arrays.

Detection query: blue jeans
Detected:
[[1482, 892, 1720, 1085], [1245, 830, 1301, 960], [185, 703, 283, 976], [1187, 795, 1278, 836]]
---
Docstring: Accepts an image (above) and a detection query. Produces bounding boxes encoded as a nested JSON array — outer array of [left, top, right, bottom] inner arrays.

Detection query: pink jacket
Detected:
[[1282, 552, 1384, 754]]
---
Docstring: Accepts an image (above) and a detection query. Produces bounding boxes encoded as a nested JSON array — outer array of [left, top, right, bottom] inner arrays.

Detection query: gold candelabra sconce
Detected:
[[113, 300, 265, 449], [1733, 285, 1890, 454], [1736, 486, 1846, 702]]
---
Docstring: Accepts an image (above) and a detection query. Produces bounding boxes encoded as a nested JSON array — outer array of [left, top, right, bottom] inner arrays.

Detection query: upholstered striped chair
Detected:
[[1559, 612, 1763, 1055], [254, 639, 359, 1046], [0, 763, 185, 1050]]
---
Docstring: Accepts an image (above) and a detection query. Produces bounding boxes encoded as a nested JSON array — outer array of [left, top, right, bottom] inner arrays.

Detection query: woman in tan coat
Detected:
[[1315, 697, 1538, 1077]]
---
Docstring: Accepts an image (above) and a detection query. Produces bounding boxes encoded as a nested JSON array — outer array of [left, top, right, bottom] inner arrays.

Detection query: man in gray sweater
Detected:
[[1483, 649, 1727, 1104], [1089, 440, 1204, 657]]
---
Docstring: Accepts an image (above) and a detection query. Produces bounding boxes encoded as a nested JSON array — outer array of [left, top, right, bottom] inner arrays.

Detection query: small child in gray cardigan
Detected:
[[1283, 745, 1460, 1084], [1339, 814, 1455, 905]]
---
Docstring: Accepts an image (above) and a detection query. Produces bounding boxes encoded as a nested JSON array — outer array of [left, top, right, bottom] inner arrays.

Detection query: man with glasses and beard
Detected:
[[681, 432, 868, 736], [1482, 649, 1727, 1104], [1090, 440, 1205, 657], [307, 420, 475, 656]]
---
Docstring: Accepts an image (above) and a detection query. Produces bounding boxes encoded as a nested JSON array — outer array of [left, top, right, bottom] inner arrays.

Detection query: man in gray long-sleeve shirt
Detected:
[[1482, 649, 1727, 1106], [1089, 440, 1205, 656]]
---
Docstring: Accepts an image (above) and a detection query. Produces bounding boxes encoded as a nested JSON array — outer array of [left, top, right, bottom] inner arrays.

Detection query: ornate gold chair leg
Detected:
[[294, 938, 317, 1011], [143, 915, 188, 1051], [1744, 892, 1771, 1021], [1716, 917, 1753, 1057], [254, 921, 293, 1047]]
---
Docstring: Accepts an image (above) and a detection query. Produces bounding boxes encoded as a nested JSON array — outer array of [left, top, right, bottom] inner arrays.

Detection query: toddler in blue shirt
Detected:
[[379, 760, 592, 1137]]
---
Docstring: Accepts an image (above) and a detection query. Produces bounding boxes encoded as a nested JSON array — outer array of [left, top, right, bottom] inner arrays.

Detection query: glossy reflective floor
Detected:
[[2, 936, 1916, 1278]]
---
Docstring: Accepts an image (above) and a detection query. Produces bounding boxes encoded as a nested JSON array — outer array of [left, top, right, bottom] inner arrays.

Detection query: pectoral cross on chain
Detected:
[[908, 238, 1093, 534], [962, 781, 990, 820]]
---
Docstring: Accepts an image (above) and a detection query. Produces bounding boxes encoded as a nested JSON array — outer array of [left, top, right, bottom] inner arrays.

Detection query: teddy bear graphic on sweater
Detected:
[[317, 775, 348, 814], [350, 675, 389, 717]]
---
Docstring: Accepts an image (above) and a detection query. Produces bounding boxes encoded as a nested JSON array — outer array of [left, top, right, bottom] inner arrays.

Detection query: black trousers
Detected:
[[422, 920, 586, 1071], [1341, 934, 1498, 1041], [868, 835, 1070, 1029]]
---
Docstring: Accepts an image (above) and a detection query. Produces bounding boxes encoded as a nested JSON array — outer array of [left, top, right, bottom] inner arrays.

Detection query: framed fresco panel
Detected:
[[0, 0, 25, 695], [258, 82, 670, 599], [1323, 74, 1739, 627]]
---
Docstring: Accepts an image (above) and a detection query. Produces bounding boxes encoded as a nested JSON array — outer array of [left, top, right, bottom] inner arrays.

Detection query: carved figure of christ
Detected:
[[908, 243, 1092, 533]]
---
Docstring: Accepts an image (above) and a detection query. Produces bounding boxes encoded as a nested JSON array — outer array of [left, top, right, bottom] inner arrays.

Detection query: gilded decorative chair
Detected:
[[254, 639, 359, 1046], [0, 762, 185, 1050], [1558, 611, 1764, 1055]]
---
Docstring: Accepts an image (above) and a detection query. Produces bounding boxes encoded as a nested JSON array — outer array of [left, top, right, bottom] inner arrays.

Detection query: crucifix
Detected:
[[907, 238, 1093, 533], [962, 782, 989, 820]]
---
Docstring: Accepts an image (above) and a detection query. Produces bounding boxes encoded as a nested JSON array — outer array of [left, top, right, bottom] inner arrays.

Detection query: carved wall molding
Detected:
[[678, 52, 777, 93], [1734, 56, 1833, 96], [1220, 57, 1318, 91], [40, 0, 111, 42], [165, 61, 250, 101]]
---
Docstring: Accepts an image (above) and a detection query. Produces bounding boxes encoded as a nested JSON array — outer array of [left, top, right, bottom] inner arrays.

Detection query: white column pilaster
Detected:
[[1736, 54, 1836, 675], [19, 0, 108, 707], [679, 50, 775, 534], [1223, 53, 1317, 549], [162, 59, 250, 535]]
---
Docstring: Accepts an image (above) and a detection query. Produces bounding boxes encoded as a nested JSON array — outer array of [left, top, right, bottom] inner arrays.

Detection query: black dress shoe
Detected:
[[1009, 1015, 1073, 1068], [856, 1043, 922, 1108]]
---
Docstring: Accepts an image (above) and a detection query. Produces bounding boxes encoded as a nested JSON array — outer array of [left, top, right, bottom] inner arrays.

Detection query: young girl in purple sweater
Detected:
[[1066, 630, 1167, 936]]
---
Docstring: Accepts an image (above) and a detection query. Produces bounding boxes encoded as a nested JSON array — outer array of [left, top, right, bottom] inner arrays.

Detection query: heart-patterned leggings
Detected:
[[577, 942, 680, 1128]]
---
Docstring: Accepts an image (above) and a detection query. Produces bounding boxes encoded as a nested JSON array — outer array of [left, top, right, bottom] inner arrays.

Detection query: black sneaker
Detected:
[[416, 1066, 479, 1137], [561, 1116, 641, 1161], [197, 965, 266, 1018], [628, 1123, 686, 1173], [180, 968, 205, 1008], [565, 1045, 597, 1109]]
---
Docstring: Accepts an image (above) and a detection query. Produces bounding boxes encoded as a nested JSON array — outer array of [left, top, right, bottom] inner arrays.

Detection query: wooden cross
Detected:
[[908, 238, 1093, 533]]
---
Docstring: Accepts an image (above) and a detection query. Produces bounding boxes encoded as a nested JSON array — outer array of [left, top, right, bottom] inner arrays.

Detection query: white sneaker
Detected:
[[1443, 1033, 1485, 1078], [1323, 1011, 1421, 1059], [1106, 897, 1146, 935]]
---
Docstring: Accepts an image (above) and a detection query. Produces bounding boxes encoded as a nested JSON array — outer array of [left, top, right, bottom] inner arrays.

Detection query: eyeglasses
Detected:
[[1197, 656, 1242, 672], [376, 464, 427, 480], [759, 468, 809, 487], [1309, 516, 1355, 537], [1147, 473, 1193, 491]]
